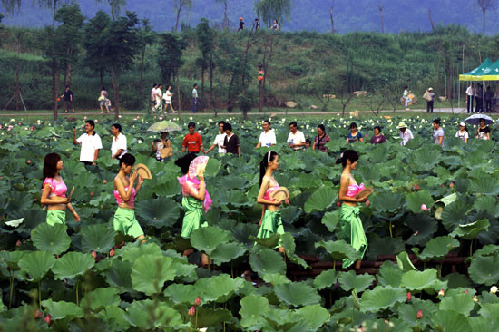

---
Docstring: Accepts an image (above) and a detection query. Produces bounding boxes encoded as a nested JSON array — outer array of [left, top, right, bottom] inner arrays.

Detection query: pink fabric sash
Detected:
[[346, 182, 365, 198], [178, 174, 212, 212]]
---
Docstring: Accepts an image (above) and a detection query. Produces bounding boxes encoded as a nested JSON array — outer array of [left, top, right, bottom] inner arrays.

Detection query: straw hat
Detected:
[[396, 122, 408, 129], [270, 187, 289, 201], [428, 87, 434, 91], [135, 163, 152, 179]]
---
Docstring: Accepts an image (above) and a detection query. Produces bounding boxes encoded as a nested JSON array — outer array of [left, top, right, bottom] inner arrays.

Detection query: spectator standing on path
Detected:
[[60, 85, 74, 113], [455, 122, 468, 143], [151, 83, 158, 112], [312, 124, 331, 152], [370, 126, 386, 144], [238, 17, 245, 31], [73, 120, 103, 166], [403, 86, 410, 111], [154, 83, 163, 114], [475, 84, 484, 113], [182, 122, 203, 153], [397, 122, 414, 146], [222, 122, 241, 157], [256, 120, 276, 148], [466, 83, 474, 113], [111, 123, 127, 160], [254, 18, 260, 30], [485, 86, 494, 113], [205, 121, 227, 154], [476, 118, 491, 140], [432, 118, 445, 147], [287, 122, 307, 150], [192, 84, 199, 113], [98, 87, 110, 114], [162, 84, 175, 114], [346, 122, 363, 144], [423, 87, 435, 113]]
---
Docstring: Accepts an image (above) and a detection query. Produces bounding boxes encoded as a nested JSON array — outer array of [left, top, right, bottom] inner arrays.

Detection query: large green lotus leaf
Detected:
[[80, 288, 120, 310], [468, 317, 495, 332], [42, 299, 84, 320], [103, 259, 133, 290], [164, 284, 198, 304], [444, 273, 473, 289], [195, 274, 244, 303], [417, 236, 460, 261], [295, 304, 330, 330], [17, 251, 55, 281], [474, 244, 499, 257], [274, 282, 321, 307], [441, 200, 470, 231], [377, 260, 404, 287], [280, 206, 301, 224], [152, 179, 181, 197], [406, 190, 434, 213], [239, 294, 270, 330], [0, 251, 25, 271], [135, 198, 180, 229], [31, 223, 71, 255], [431, 310, 471, 332], [253, 233, 280, 249], [360, 287, 406, 312], [396, 251, 417, 271], [474, 196, 499, 218], [289, 173, 322, 190], [81, 223, 116, 254], [469, 176, 499, 195], [304, 185, 335, 213], [120, 242, 163, 262], [99, 306, 131, 331], [195, 307, 233, 327], [131, 254, 175, 295], [205, 157, 221, 177], [396, 298, 436, 328], [439, 294, 476, 316], [366, 234, 405, 260], [191, 226, 233, 255], [262, 273, 290, 286], [405, 213, 438, 246], [214, 174, 248, 190], [478, 303, 499, 326], [125, 300, 183, 328], [338, 270, 375, 292], [321, 210, 340, 232], [280, 233, 308, 269], [313, 269, 339, 290], [249, 248, 287, 276], [468, 254, 499, 286], [450, 219, 490, 240], [210, 242, 246, 265], [315, 239, 360, 261], [371, 191, 405, 213], [52, 251, 95, 279], [401, 269, 445, 291]]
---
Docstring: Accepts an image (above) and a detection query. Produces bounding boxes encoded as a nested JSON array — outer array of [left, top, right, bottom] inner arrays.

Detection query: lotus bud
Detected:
[[450, 182, 455, 188], [337, 200, 341, 207], [406, 292, 412, 301], [421, 204, 428, 211], [34, 309, 43, 318], [490, 286, 498, 294], [94, 120, 98, 123], [16, 239, 21, 247], [188, 306, 196, 317], [464, 289, 469, 294], [109, 249, 115, 257], [415, 184, 420, 190], [416, 310, 423, 319], [473, 296, 478, 303], [92, 250, 97, 259], [438, 289, 445, 296], [194, 296, 201, 307], [103, 180, 107, 184], [44, 314, 52, 325]]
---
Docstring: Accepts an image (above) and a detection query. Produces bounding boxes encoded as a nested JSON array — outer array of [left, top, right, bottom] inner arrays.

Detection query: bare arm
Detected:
[[189, 173, 206, 201], [40, 184, 69, 205], [438, 136, 443, 145], [93, 149, 100, 163], [256, 142, 261, 148], [257, 177, 280, 206], [114, 173, 137, 202], [238, 146, 241, 157], [72, 128, 79, 145]]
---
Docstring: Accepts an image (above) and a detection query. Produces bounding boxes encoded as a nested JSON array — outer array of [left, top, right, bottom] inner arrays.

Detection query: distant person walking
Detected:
[[60, 85, 74, 113], [222, 122, 241, 157], [192, 84, 199, 113], [465, 83, 474, 113], [238, 17, 245, 31], [205, 121, 227, 154], [181, 122, 203, 153], [270, 19, 279, 31], [475, 83, 484, 113], [256, 120, 276, 148], [423, 87, 435, 113], [162, 84, 175, 114], [98, 87, 110, 114], [432, 118, 445, 147], [154, 83, 163, 113], [151, 83, 158, 112], [254, 18, 260, 30], [73, 120, 103, 166], [111, 123, 127, 160], [403, 85, 411, 111], [312, 124, 331, 152], [455, 122, 468, 143]]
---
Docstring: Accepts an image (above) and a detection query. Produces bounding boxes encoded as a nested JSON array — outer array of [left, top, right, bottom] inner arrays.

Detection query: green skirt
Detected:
[[339, 204, 367, 268], [113, 208, 144, 239], [46, 210, 65, 226], [181, 196, 208, 238], [257, 210, 285, 247]]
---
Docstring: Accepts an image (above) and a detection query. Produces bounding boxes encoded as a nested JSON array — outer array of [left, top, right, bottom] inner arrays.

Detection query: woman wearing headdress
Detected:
[[337, 150, 368, 269]]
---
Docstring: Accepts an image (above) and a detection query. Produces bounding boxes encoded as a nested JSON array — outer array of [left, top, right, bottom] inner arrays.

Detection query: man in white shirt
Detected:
[[111, 123, 127, 160], [73, 120, 103, 166], [205, 121, 227, 154], [256, 120, 277, 148], [192, 83, 199, 113], [465, 83, 474, 113], [287, 122, 307, 150], [397, 121, 414, 146]]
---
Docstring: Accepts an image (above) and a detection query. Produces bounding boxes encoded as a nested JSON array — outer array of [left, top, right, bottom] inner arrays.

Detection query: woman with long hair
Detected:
[[112, 153, 145, 241], [257, 151, 288, 252], [41, 153, 80, 225], [337, 150, 368, 269]]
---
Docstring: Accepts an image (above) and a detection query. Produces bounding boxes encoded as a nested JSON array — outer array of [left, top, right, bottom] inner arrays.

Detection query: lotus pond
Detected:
[[0, 114, 498, 331]]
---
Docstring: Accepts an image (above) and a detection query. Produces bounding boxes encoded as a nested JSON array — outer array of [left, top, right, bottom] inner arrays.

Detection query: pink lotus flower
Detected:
[[421, 204, 428, 211], [450, 182, 455, 188], [44, 314, 52, 325], [438, 289, 445, 296], [109, 249, 115, 257], [415, 184, 420, 190], [92, 250, 97, 259], [34, 309, 43, 318], [188, 306, 195, 317], [416, 310, 423, 319], [16, 239, 21, 247], [194, 296, 201, 307], [103, 180, 107, 184], [406, 292, 412, 301]]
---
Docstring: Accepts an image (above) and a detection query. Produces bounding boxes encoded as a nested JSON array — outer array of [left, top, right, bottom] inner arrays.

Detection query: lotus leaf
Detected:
[[338, 270, 375, 292], [439, 294, 476, 316], [274, 281, 321, 307], [444, 273, 473, 289], [249, 248, 287, 276], [17, 251, 54, 281], [80, 288, 120, 310], [406, 190, 434, 213], [135, 198, 180, 229], [280, 205, 301, 224], [315, 239, 360, 262], [98, 306, 131, 331], [478, 303, 499, 326], [321, 210, 340, 232], [120, 242, 163, 262], [52, 252, 95, 280], [469, 176, 499, 195], [304, 185, 334, 213], [468, 254, 499, 286], [239, 294, 270, 330], [468, 317, 495, 332], [401, 269, 444, 291], [253, 233, 280, 248], [474, 244, 499, 257], [131, 254, 175, 295], [262, 273, 291, 285], [441, 200, 470, 231], [81, 224, 116, 254], [42, 299, 84, 320], [417, 236, 460, 261], [195, 307, 233, 327], [372, 191, 405, 213], [103, 259, 133, 290], [405, 213, 438, 246], [205, 157, 221, 176], [164, 284, 199, 304], [377, 260, 404, 287], [450, 219, 490, 239], [195, 274, 244, 302], [474, 196, 499, 218], [295, 305, 330, 330], [396, 298, 436, 328], [280, 233, 308, 268], [431, 310, 471, 332], [360, 287, 406, 312], [151, 180, 180, 197], [191, 226, 233, 255], [210, 242, 246, 265], [396, 251, 417, 271], [313, 269, 339, 289], [124, 300, 183, 328], [31, 223, 71, 255], [367, 234, 405, 260]]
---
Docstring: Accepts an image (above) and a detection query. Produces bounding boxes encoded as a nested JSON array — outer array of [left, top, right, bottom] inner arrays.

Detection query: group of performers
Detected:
[[41, 149, 368, 268]]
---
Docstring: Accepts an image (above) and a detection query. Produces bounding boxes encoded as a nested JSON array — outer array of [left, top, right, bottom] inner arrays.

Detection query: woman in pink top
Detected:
[[112, 153, 145, 241], [41, 153, 80, 225], [337, 150, 368, 269]]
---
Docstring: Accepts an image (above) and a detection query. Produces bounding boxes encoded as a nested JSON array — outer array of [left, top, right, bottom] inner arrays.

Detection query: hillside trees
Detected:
[[196, 18, 214, 110], [476, 0, 495, 34], [172, 0, 192, 32], [158, 33, 186, 113], [83, 11, 112, 87], [215, 0, 229, 30], [136, 18, 155, 98], [254, 0, 292, 27]]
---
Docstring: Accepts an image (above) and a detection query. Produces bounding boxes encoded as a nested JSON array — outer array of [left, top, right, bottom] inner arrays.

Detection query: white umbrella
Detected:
[[464, 114, 494, 125]]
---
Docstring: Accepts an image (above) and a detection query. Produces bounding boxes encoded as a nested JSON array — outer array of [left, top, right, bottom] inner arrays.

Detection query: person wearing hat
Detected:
[[397, 122, 414, 146], [455, 122, 468, 143], [423, 88, 435, 113], [432, 118, 445, 147]]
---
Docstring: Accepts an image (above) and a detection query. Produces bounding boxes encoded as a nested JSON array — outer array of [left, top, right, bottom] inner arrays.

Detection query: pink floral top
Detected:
[[113, 186, 136, 208], [43, 178, 67, 198], [346, 183, 364, 198]]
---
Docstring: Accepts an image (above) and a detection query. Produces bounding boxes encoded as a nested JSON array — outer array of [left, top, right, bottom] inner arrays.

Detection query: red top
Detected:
[[182, 132, 203, 152]]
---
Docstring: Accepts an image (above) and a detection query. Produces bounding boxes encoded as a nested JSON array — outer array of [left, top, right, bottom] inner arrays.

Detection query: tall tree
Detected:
[[215, 0, 229, 30], [136, 18, 155, 98], [476, 0, 494, 34], [378, 3, 384, 33], [329, 1, 335, 34], [95, 0, 127, 22], [196, 18, 214, 109], [158, 33, 185, 114], [83, 11, 112, 87], [254, 0, 292, 27], [172, 0, 192, 32]]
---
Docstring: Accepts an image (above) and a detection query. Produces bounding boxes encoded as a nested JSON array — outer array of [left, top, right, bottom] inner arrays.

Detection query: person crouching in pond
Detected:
[[337, 150, 368, 269], [257, 151, 288, 253], [41, 153, 80, 225], [176, 154, 212, 266], [113, 153, 145, 242]]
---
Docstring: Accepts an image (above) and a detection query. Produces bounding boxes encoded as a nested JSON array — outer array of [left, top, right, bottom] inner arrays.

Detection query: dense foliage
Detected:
[[0, 114, 498, 330]]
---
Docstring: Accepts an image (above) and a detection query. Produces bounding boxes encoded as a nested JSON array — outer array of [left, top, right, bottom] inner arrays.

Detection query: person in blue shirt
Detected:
[[346, 122, 363, 144]]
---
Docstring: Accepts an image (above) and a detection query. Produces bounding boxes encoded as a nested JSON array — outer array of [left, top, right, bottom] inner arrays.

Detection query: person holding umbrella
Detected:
[[476, 118, 491, 140], [147, 120, 181, 160], [464, 114, 493, 141]]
